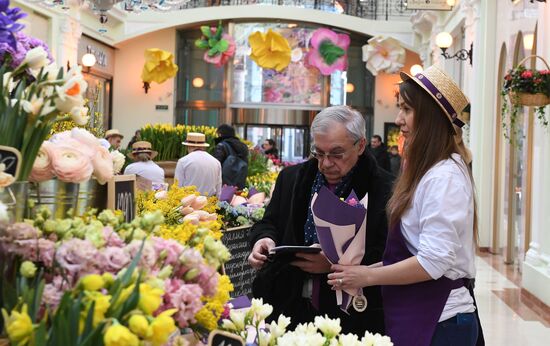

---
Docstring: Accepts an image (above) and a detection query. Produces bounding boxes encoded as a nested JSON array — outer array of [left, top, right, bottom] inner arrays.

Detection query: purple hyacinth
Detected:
[[0, 0, 27, 51], [0, 31, 54, 69]]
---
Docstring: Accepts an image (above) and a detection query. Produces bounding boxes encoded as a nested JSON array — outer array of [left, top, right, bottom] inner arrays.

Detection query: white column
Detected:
[[56, 6, 82, 70], [469, 0, 497, 247]]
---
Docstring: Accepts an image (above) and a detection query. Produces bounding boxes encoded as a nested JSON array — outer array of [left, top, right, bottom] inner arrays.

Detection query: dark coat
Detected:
[[213, 137, 249, 164], [249, 152, 394, 335], [369, 145, 391, 172]]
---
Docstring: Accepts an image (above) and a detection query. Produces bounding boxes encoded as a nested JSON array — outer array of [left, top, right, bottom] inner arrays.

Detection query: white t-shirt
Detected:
[[400, 153, 476, 322], [175, 150, 222, 197], [124, 161, 165, 184]]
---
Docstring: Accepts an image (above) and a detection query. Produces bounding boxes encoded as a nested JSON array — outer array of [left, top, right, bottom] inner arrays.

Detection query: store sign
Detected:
[[406, 0, 453, 11]]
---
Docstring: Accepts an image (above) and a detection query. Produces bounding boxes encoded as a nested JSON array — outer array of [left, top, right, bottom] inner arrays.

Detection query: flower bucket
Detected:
[[508, 55, 550, 107], [29, 180, 80, 219], [0, 181, 29, 222], [75, 179, 108, 215]]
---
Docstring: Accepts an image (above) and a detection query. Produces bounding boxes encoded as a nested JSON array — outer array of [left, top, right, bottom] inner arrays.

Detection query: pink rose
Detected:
[[92, 146, 114, 185], [50, 146, 93, 183], [99, 247, 131, 273], [29, 141, 55, 183], [521, 70, 533, 79]]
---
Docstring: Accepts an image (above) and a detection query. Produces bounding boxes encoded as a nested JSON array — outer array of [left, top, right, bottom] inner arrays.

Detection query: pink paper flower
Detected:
[[203, 33, 236, 67], [306, 28, 350, 76], [29, 141, 55, 182], [92, 146, 114, 185], [50, 146, 93, 183]]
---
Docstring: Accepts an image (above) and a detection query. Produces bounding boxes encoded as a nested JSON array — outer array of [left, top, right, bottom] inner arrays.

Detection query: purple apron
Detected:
[[381, 222, 465, 346]]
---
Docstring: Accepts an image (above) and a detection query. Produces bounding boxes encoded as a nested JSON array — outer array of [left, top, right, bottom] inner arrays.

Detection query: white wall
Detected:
[[112, 29, 176, 143]]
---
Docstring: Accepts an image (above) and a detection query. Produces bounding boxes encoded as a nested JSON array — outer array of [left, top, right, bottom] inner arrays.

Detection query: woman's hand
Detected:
[[327, 264, 370, 290], [290, 252, 332, 274]]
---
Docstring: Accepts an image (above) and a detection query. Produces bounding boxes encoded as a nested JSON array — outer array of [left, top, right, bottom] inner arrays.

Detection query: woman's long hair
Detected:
[[387, 80, 478, 242]]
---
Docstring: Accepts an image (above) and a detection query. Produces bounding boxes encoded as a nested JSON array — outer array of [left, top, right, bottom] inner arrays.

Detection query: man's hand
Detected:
[[290, 251, 332, 274], [248, 238, 276, 269]]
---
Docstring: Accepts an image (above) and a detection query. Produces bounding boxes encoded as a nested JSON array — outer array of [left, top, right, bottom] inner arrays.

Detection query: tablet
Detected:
[[269, 246, 322, 254]]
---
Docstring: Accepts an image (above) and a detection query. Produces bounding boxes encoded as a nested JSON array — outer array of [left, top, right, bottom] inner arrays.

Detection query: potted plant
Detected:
[[501, 55, 550, 141]]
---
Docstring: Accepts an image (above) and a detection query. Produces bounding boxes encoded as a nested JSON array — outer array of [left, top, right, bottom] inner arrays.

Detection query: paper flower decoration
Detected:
[[248, 29, 291, 72], [141, 48, 179, 93], [195, 22, 236, 67], [362, 36, 406, 76], [306, 28, 350, 76]]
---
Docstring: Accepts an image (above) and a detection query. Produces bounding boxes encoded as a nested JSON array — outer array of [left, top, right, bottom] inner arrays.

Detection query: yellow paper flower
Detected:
[[2, 305, 33, 345], [249, 29, 291, 72], [147, 309, 178, 346], [104, 324, 139, 346], [138, 284, 164, 315], [141, 49, 179, 84]]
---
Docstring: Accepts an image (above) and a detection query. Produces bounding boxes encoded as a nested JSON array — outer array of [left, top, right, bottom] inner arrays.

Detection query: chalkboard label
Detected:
[[208, 330, 244, 346], [222, 225, 256, 298], [0, 145, 21, 182], [155, 105, 169, 110], [107, 174, 136, 223]]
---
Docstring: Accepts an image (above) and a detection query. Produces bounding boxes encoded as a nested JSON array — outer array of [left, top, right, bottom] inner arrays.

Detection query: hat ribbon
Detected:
[[415, 73, 465, 128]]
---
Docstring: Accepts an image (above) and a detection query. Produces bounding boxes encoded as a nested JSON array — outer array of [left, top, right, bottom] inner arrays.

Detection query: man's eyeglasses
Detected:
[[310, 139, 360, 161]]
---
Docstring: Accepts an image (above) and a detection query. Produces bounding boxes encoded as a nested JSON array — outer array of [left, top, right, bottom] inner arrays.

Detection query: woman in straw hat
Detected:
[[124, 141, 164, 183], [328, 66, 483, 345]]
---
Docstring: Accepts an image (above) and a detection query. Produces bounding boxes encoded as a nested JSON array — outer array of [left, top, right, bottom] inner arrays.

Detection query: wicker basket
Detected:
[[508, 55, 550, 107]]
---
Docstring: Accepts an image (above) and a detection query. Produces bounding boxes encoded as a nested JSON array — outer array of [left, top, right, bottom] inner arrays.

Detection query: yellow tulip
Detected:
[[147, 309, 177, 346], [138, 284, 164, 315], [104, 324, 139, 346], [80, 274, 105, 291], [249, 29, 292, 72], [128, 315, 151, 338], [2, 305, 33, 345]]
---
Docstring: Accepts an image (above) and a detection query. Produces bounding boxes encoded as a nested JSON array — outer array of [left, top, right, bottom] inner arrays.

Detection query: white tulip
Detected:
[[22, 47, 50, 70], [70, 106, 89, 125]]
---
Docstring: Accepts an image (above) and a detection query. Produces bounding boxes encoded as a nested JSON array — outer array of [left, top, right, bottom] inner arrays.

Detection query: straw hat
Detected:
[[128, 141, 158, 160], [400, 66, 469, 131], [105, 129, 124, 139], [182, 132, 210, 147]]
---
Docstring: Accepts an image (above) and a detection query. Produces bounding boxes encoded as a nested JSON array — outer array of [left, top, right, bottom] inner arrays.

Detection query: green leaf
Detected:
[[208, 38, 218, 48], [79, 300, 96, 344], [215, 39, 229, 53], [319, 40, 345, 65], [208, 47, 220, 57], [200, 26, 212, 38], [34, 319, 47, 346], [195, 39, 209, 49], [215, 22, 223, 41]]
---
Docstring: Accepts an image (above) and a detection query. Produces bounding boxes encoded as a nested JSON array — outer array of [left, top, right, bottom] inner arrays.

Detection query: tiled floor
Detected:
[[475, 255, 550, 345]]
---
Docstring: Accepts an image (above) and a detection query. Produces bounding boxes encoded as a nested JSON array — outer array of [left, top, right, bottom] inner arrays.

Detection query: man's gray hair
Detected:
[[311, 106, 366, 143]]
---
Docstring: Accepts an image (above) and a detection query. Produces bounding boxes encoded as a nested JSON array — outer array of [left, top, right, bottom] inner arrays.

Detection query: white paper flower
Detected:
[[314, 315, 342, 339], [362, 36, 405, 76], [22, 47, 50, 70], [110, 150, 125, 174], [0, 201, 8, 222]]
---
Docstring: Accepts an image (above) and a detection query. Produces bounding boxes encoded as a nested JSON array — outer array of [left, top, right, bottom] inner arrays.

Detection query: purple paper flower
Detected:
[[0, 0, 26, 51]]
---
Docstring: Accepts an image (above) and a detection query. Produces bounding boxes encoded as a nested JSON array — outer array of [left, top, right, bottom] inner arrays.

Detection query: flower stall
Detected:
[[501, 55, 550, 141]]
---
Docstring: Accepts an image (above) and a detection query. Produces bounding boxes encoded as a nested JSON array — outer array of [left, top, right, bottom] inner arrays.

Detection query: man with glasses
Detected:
[[248, 106, 394, 335]]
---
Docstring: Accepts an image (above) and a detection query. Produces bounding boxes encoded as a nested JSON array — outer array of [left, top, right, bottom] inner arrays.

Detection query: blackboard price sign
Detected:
[[222, 225, 256, 298], [108, 174, 137, 223], [208, 330, 244, 346], [0, 145, 21, 182]]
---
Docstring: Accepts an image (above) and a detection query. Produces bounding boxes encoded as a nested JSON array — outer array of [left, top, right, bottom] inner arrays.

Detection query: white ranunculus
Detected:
[[70, 106, 89, 125], [362, 36, 405, 76], [110, 150, 126, 174], [22, 47, 50, 70], [314, 315, 342, 339], [0, 200, 8, 222]]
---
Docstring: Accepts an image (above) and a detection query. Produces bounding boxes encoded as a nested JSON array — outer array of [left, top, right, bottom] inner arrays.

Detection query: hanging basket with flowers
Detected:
[[501, 55, 550, 141]]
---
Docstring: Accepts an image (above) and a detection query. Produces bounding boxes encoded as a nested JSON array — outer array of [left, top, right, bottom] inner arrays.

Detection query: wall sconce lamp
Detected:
[[81, 53, 97, 73], [345, 83, 355, 93], [192, 77, 204, 88], [410, 64, 424, 76], [435, 32, 473, 66]]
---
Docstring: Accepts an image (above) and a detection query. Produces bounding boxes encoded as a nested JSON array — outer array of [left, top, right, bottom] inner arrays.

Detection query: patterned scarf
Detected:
[[303, 168, 356, 245]]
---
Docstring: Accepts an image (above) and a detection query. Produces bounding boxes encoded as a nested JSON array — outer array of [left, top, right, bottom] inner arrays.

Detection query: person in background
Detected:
[[100, 129, 124, 150], [248, 105, 393, 335], [127, 130, 141, 151], [389, 145, 402, 177], [328, 66, 483, 345], [213, 124, 249, 189], [124, 141, 164, 183], [262, 139, 279, 160], [175, 132, 222, 197], [368, 134, 391, 172]]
